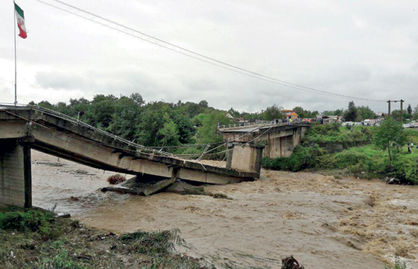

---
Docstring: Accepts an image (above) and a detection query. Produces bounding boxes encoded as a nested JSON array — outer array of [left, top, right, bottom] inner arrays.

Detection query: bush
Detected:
[[391, 155, 418, 184], [333, 150, 372, 169], [304, 124, 373, 148], [262, 145, 324, 171], [0, 208, 62, 240]]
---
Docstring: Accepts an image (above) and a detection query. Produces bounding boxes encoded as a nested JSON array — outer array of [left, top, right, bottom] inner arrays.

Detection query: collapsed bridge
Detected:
[[0, 105, 261, 208]]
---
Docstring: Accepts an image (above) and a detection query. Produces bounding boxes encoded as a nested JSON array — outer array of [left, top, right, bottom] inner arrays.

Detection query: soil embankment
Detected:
[[31, 150, 417, 268]]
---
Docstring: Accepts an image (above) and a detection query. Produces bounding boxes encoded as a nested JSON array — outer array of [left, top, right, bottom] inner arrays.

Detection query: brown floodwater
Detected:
[[31, 150, 417, 269]]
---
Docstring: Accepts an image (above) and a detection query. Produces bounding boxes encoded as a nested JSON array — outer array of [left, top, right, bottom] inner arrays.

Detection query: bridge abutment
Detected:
[[0, 139, 31, 208]]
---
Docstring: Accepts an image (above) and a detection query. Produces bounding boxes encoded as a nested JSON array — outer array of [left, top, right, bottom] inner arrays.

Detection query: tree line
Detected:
[[30, 95, 418, 149]]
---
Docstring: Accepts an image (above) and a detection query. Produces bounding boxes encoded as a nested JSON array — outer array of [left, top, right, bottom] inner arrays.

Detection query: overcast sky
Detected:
[[1, 0, 417, 113]]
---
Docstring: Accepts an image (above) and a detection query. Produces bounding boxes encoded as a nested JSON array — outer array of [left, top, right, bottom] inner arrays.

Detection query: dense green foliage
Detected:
[[261, 105, 285, 120], [344, 101, 358, 121], [373, 117, 408, 164], [304, 123, 373, 147], [0, 207, 61, 240], [32, 95, 227, 151], [293, 106, 318, 118], [342, 101, 376, 121], [262, 123, 418, 184]]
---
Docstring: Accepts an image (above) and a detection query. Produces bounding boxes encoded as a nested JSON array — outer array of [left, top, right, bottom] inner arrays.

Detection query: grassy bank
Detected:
[[0, 206, 204, 268], [262, 124, 418, 184]]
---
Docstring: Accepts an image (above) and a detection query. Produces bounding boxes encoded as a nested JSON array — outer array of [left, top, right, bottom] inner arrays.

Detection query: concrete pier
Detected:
[[227, 143, 264, 175], [0, 139, 31, 208]]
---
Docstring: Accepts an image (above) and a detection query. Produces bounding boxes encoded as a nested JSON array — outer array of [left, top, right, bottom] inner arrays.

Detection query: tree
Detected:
[[261, 105, 284, 120], [323, 109, 343, 116], [108, 96, 142, 140], [195, 111, 231, 144], [130, 93, 144, 106], [171, 111, 195, 144], [198, 100, 208, 108], [357, 106, 376, 121], [293, 106, 318, 118], [343, 101, 358, 121], [407, 104, 412, 115], [227, 108, 240, 118], [158, 114, 180, 146], [136, 102, 170, 146], [374, 117, 407, 164]]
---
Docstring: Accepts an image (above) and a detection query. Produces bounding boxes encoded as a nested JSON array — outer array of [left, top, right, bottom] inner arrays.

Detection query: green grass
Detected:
[[0, 207, 206, 269]]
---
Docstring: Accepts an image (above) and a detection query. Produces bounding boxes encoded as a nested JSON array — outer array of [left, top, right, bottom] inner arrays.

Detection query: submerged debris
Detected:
[[107, 174, 126, 185], [282, 256, 304, 269], [102, 177, 233, 199]]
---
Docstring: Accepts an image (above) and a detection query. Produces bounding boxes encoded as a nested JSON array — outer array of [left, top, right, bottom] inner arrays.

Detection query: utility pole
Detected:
[[400, 99, 404, 123], [387, 100, 391, 115], [386, 100, 405, 122]]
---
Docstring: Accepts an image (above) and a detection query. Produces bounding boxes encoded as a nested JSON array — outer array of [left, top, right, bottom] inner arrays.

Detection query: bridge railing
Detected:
[[218, 118, 304, 131], [0, 103, 149, 153]]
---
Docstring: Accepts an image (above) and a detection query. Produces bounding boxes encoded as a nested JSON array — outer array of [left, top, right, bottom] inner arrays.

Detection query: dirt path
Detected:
[[31, 151, 417, 268]]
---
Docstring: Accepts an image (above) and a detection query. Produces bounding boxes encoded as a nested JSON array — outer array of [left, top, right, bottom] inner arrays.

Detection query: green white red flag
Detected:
[[15, 3, 27, 39]]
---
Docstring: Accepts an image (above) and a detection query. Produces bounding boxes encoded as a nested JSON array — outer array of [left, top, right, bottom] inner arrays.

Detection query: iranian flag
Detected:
[[15, 3, 27, 39]]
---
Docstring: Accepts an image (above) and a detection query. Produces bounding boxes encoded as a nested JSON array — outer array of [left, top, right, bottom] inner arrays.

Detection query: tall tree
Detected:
[[407, 104, 412, 115], [343, 101, 358, 121]]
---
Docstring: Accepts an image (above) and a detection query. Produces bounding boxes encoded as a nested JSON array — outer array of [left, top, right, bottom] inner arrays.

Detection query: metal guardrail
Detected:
[[0, 103, 150, 153], [218, 119, 304, 131]]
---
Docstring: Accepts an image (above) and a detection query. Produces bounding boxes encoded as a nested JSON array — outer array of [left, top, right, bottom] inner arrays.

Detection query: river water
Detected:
[[31, 150, 417, 269]]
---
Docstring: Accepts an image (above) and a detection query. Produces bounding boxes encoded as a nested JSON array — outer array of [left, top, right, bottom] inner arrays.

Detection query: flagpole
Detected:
[[13, 0, 17, 106]]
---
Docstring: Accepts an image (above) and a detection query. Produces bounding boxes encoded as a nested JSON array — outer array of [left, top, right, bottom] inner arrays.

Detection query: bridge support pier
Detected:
[[0, 139, 32, 208], [226, 143, 264, 176]]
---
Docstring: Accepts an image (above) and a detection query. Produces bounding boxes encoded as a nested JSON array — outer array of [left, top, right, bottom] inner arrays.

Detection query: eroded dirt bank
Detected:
[[31, 151, 417, 268]]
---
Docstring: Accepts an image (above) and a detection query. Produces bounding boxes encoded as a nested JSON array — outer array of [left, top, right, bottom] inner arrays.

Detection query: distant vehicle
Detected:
[[403, 121, 418, 128]]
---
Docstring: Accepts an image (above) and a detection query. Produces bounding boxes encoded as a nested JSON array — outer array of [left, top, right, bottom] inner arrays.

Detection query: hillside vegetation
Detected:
[[262, 123, 418, 184]]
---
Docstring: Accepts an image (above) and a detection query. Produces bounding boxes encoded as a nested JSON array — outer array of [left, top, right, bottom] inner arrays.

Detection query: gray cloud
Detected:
[[0, 0, 417, 112]]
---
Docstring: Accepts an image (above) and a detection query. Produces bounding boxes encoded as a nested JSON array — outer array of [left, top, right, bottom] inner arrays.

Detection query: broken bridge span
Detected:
[[0, 105, 259, 208]]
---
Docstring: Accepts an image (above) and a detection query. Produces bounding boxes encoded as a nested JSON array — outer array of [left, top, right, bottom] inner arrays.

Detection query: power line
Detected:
[[35, 0, 298, 87], [36, 0, 385, 102]]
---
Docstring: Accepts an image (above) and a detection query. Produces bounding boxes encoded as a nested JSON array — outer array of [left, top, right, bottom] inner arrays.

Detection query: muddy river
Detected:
[[31, 150, 417, 269]]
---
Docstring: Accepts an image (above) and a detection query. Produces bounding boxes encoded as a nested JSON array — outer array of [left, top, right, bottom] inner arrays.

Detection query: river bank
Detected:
[[30, 150, 417, 268]]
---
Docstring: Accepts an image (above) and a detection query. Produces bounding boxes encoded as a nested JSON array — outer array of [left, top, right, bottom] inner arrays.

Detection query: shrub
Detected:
[[391, 155, 418, 184], [303, 124, 373, 148], [262, 145, 324, 171], [333, 150, 372, 169], [0, 208, 62, 240]]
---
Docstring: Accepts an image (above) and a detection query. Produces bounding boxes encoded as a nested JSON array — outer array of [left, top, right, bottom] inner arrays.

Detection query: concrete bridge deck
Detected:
[[219, 122, 310, 158], [0, 105, 258, 207]]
